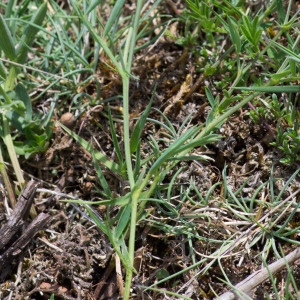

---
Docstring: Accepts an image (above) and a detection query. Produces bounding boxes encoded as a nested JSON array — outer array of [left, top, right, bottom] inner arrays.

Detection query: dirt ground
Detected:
[[1, 1, 300, 299]]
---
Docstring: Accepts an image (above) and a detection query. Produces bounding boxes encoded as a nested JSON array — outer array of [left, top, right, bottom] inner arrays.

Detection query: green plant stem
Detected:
[[0, 147, 17, 208], [4, 66, 17, 91], [122, 1, 144, 299], [122, 76, 135, 187], [2, 115, 24, 184], [123, 82, 266, 299], [2, 115, 37, 217], [124, 173, 157, 299], [122, 0, 144, 188], [199, 91, 260, 138]]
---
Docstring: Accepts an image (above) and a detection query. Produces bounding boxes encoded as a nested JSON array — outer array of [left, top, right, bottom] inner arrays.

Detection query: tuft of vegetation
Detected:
[[0, 0, 300, 299]]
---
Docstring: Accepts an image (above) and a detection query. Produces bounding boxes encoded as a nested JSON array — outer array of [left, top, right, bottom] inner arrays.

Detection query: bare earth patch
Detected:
[[1, 1, 300, 299]]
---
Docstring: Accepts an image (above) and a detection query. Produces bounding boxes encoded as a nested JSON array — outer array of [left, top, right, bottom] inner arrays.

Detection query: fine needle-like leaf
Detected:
[[0, 14, 16, 60]]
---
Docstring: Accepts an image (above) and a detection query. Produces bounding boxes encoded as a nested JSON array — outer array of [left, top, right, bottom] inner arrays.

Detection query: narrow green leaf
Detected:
[[108, 105, 124, 166], [85, 205, 109, 235], [148, 135, 160, 158], [253, 28, 262, 45], [90, 145, 113, 199], [276, 0, 285, 23], [0, 14, 16, 60], [168, 155, 213, 161], [16, 2, 47, 64], [213, 0, 243, 18], [269, 70, 290, 82], [61, 193, 131, 206], [149, 126, 199, 174], [86, 0, 103, 14], [69, 0, 123, 76], [5, 66, 17, 91], [205, 106, 216, 127], [234, 86, 300, 93], [4, 0, 16, 18], [252, 15, 259, 31], [15, 83, 32, 122], [271, 40, 300, 63], [0, 60, 7, 79], [177, 134, 221, 153], [205, 86, 216, 107], [227, 16, 241, 53], [130, 92, 153, 154], [205, 87, 220, 125], [133, 140, 141, 179], [103, 0, 126, 37], [115, 205, 131, 239], [59, 122, 122, 174]]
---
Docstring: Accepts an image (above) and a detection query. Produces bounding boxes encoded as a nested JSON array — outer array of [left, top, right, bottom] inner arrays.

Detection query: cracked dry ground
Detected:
[[1, 32, 300, 300]]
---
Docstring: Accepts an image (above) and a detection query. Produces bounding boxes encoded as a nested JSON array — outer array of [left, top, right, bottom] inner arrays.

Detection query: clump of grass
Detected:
[[0, 2, 52, 215], [1, 0, 300, 298], [60, 0, 300, 297]]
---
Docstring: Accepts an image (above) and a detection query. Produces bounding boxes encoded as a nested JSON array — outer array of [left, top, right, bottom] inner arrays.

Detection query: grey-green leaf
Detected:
[[235, 85, 300, 93], [16, 2, 47, 64], [0, 14, 16, 60]]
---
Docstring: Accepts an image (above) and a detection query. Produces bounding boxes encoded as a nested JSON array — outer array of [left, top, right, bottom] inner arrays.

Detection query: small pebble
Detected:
[[60, 112, 76, 129]]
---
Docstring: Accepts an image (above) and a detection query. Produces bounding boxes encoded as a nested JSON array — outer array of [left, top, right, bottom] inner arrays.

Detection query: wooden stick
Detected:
[[215, 247, 300, 300]]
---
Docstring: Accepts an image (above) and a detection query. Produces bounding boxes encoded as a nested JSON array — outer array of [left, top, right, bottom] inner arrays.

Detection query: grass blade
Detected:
[[149, 126, 199, 174], [103, 0, 126, 37], [16, 2, 47, 64], [130, 92, 153, 154], [108, 105, 124, 167], [59, 122, 122, 175], [271, 40, 300, 63], [234, 85, 300, 92], [0, 14, 16, 60]]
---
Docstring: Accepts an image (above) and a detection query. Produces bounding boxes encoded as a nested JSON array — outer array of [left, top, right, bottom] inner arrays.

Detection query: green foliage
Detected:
[[240, 15, 262, 53], [1, 84, 53, 158], [0, 3, 52, 160], [62, 0, 299, 295], [0, 14, 16, 60], [271, 122, 300, 164], [15, 3, 47, 64], [0, 0, 298, 297]]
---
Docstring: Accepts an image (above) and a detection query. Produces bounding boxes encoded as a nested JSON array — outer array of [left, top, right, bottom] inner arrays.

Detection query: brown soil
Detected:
[[1, 1, 300, 299]]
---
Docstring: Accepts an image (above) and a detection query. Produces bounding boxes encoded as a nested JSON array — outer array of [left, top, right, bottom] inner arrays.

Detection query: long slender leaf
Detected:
[[86, 0, 103, 15], [271, 40, 300, 63], [0, 14, 16, 60], [103, 0, 126, 37], [69, 0, 124, 76], [108, 105, 124, 166], [16, 2, 47, 64], [84, 205, 109, 235], [115, 205, 131, 239], [15, 83, 32, 122], [130, 92, 154, 154], [177, 134, 221, 153], [234, 85, 300, 92], [149, 126, 199, 174], [227, 16, 241, 53], [59, 122, 122, 174], [90, 145, 114, 199]]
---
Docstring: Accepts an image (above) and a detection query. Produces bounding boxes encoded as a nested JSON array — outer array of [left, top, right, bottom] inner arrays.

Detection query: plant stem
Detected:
[[200, 91, 261, 138], [0, 147, 17, 208], [2, 115, 24, 185], [122, 1, 145, 297], [2, 115, 37, 217]]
